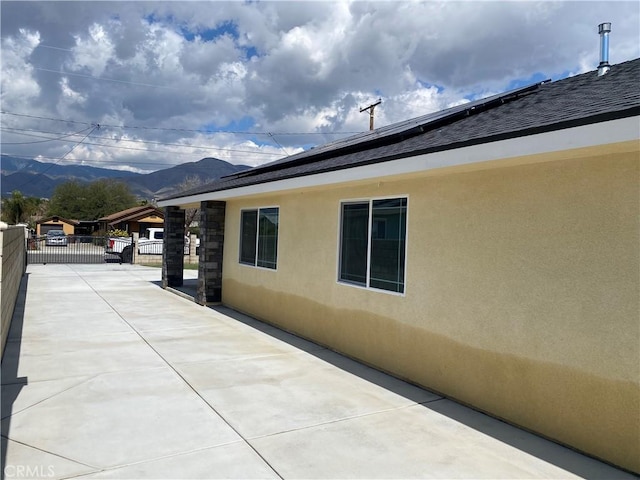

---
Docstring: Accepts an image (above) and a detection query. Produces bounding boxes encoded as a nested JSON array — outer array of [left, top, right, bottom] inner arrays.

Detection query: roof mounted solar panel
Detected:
[[227, 81, 546, 180]]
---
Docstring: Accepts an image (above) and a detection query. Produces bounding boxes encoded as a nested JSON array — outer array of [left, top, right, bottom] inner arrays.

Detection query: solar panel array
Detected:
[[229, 81, 545, 179]]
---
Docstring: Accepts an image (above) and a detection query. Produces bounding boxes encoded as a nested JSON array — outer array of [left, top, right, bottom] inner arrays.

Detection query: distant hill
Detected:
[[0, 170, 61, 198], [1, 155, 251, 199], [122, 157, 250, 199], [1, 155, 140, 180]]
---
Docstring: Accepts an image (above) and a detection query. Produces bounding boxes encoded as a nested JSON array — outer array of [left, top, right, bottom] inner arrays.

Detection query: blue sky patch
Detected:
[[144, 12, 173, 26], [242, 45, 259, 60], [417, 79, 444, 93], [552, 69, 577, 81], [202, 116, 256, 133], [179, 21, 239, 43], [506, 72, 552, 90], [144, 13, 241, 44]]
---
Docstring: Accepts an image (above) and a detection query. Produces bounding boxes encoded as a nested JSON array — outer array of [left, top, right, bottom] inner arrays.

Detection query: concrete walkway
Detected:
[[1, 264, 634, 479]]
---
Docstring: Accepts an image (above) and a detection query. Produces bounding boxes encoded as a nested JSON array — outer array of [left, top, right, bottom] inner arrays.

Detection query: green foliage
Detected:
[[47, 179, 137, 221], [1, 191, 44, 225], [1, 191, 25, 224], [92, 229, 127, 238], [109, 229, 130, 237]]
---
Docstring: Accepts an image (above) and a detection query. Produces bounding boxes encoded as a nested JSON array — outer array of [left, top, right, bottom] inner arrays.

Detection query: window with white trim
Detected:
[[240, 207, 279, 269], [339, 197, 407, 293]]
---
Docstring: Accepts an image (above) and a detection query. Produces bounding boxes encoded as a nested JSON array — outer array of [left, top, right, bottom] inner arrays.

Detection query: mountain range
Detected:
[[0, 155, 251, 199]]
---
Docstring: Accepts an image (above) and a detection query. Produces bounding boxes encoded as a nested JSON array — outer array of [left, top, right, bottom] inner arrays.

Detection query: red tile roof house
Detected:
[[159, 59, 639, 473]]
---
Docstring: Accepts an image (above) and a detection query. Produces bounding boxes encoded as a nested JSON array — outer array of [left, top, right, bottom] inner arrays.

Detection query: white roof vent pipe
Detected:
[[598, 22, 611, 76]]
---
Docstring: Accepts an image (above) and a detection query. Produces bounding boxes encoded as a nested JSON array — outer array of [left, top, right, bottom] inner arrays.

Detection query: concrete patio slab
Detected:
[[249, 402, 592, 479], [424, 399, 632, 478], [1, 264, 635, 479], [1, 331, 167, 383], [116, 309, 232, 334], [8, 306, 132, 341], [76, 443, 280, 479], [2, 367, 241, 469], [2, 438, 95, 479], [176, 350, 442, 438], [1, 376, 94, 419], [144, 325, 323, 365]]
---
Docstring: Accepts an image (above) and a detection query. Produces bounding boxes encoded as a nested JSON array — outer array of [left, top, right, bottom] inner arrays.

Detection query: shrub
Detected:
[[109, 229, 130, 237]]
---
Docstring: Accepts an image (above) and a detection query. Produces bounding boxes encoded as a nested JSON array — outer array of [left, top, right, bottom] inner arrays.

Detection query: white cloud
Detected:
[[0, 29, 41, 108], [59, 77, 87, 106], [1, 0, 638, 177], [70, 23, 115, 77]]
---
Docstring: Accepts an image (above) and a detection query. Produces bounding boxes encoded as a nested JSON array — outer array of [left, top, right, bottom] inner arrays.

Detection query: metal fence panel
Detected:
[[27, 236, 119, 264]]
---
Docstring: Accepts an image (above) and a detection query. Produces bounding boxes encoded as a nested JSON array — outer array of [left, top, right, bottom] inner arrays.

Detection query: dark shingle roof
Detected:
[[165, 58, 640, 201]]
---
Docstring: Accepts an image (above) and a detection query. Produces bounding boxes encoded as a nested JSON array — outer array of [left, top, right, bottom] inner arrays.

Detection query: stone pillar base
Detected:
[[162, 206, 185, 288], [197, 201, 225, 305]]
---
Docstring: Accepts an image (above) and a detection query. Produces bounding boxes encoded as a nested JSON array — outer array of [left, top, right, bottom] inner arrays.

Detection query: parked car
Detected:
[[45, 230, 68, 246]]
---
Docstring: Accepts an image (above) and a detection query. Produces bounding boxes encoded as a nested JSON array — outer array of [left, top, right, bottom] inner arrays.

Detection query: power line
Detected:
[[34, 67, 179, 90], [0, 110, 362, 174], [38, 44, 74, 52], [0, 126, 95, 145], [0, 110, 362, 136], [1, 152, 241, 170], [11, 124, 100, 191], [267, 132, 290, 156], [3, 133, 252, 157], [1, 111, 89, 126], [1, 126, 283, 157]]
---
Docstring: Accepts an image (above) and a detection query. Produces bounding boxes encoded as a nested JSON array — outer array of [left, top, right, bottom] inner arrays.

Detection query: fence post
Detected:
[[132, 233, 139, 264], [189, 233, 197, 265]]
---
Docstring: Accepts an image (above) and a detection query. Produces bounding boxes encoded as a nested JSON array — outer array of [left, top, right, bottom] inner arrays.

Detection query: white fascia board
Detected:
[[159, 116, 639, 207]]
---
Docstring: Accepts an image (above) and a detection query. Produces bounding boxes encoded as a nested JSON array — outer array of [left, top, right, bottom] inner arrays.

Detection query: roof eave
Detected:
[[158, 115, 639, 208]]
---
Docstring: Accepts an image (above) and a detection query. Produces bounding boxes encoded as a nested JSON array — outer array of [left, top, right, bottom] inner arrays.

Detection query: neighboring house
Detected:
[[159, 59, 640, 473], [98, 206, 164, 235], [73, 220, 101, 236], [36, 216, 78, 236]]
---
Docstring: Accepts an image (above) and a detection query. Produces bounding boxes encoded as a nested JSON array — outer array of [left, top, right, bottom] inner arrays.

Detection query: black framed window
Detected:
[[240, 210, 258, 265], [339, 198, 407, 293], [240, 207, 279, 269]]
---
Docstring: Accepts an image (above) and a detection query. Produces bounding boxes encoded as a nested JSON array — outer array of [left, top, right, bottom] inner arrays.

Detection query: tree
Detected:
[[176, 175, 204, 236], [48, 179, 137, 220], [1, 191, 46, 227], [46, 181, 85, 219], [1, 191, 26, 224], [27, 197, 48, 219]]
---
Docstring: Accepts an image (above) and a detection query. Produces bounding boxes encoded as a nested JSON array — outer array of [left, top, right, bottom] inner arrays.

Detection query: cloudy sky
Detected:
[[1, 1, 638, 173]]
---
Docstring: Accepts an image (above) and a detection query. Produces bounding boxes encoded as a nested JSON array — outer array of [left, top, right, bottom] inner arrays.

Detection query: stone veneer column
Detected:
[[162, 206, 185, 288], [197, 201, 225, 305]]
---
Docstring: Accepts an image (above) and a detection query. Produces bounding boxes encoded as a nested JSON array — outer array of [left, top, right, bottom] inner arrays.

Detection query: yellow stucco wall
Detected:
[[137, 215, 164, 224], [36, 220, 75, 235], [221, 145, 640, 472]]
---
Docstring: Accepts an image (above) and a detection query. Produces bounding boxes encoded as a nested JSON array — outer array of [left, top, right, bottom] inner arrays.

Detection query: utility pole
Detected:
[[360, 99, 381, 131]]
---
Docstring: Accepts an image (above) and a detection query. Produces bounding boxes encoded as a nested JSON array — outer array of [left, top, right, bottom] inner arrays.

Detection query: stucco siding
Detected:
[[36, 220, 75, 235], [222, 148, 640, 472]]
